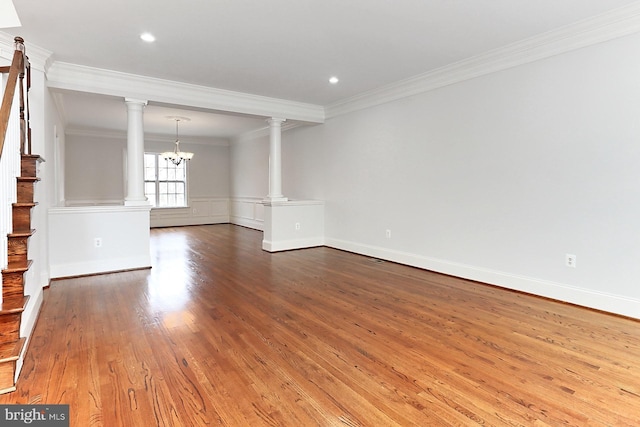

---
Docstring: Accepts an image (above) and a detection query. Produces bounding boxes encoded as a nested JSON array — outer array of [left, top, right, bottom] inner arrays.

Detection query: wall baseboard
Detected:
[[262, 237, 324, 252], [16, 287, 44, 382], [325, 237, 640, 320], [230, 215, 263, 231], [150, 215, 229, 228], [50, 255, 152, 279]]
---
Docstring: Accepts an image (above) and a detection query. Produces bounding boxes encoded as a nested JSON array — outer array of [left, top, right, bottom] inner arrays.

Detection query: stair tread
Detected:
[[10, 228, 35, 236], [0, 338, 25, 363], [17, 176, 40, 182], [12, 202, 37, 207], [3, 259, 33, 274], [0, 296, 29, 315], [7, 229, 35, 238]]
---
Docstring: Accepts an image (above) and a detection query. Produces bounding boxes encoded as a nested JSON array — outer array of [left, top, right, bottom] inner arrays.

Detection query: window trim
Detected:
[[144, 152, 189, 209]]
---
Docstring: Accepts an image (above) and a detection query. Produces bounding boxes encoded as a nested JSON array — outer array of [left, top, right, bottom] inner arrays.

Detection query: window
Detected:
[[144, 153, 187, 207]]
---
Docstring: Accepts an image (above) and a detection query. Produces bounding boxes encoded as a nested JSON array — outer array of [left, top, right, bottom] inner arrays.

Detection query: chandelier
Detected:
[[162, 117, 194, 166]]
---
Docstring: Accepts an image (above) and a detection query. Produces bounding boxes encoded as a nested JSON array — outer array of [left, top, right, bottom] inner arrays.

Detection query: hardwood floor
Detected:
[[1, 224, 639, 426]]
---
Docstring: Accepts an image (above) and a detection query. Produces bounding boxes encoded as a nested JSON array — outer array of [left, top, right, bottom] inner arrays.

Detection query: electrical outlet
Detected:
[[295, 222, 301, 231], [385, 229, 391, 239], [566, 253, 576, 268], [94, 237, 103, 248]]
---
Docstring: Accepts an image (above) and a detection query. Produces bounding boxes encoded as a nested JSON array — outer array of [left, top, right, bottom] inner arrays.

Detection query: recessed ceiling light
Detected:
[[329, 76, 339, 84], [140, 32, 156, 42]]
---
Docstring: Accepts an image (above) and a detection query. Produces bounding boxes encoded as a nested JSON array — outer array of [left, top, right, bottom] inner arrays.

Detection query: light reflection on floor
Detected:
[[147, 230, 193, 314]]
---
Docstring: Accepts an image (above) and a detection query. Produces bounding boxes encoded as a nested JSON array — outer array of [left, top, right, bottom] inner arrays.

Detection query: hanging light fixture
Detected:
[[162, 116, 194, 166]]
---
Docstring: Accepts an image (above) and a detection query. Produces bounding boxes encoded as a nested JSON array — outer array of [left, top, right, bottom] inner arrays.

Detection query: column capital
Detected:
[[267, 117, 286, 126], [124, 98, 148, 107]]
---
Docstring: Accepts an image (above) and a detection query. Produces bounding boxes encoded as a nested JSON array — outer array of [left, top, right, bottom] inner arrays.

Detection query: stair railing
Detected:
[[0, 37, 29, 297], [1, 37, 30, 157]]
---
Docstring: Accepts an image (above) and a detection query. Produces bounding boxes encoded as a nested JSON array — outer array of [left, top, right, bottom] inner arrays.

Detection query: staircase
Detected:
[[0, 155, 40, 394], [0, 37, 41, 394]]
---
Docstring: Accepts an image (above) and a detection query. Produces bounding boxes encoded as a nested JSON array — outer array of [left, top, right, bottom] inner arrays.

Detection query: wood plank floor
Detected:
[[1, 224, 639, 426]]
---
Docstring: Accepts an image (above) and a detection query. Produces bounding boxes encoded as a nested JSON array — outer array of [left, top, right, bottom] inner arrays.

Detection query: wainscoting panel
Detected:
[[150, 197, 229, 228], [230, 198, 264, 231]]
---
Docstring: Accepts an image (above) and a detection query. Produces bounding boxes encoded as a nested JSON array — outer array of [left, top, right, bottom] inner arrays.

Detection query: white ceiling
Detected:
[[3, 0, 639, 139]]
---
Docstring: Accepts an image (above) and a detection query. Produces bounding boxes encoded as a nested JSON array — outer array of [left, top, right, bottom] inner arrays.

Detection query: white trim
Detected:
[[15, 287, 44, 382], [51, 92, 67, 127], [46, 62, 325, 123], [262, 237, 324, 252], [63, 199, 124, 207], [325, 2, 640, 118], [325, 237, 640, 320], [263, 199, 324, 207], [229, 197, 265, 231], [150, 215, 229, 228], [150, 197, 230, 228], [6, 3, 640, 119], [233, 121, 304, 143], [230, 215, 263, 231], [0, 31, 53, 72], [49, 205, 150, 214], [49, 255, 151, 279]]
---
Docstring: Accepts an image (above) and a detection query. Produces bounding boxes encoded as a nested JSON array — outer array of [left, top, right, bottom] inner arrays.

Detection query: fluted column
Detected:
[[124, 98, 149, 206], [263, 117, 288, 203]]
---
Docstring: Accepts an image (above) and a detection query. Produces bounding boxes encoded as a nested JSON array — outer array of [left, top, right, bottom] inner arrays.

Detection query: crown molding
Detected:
[[46, 62, 325, 124], [325, 1, 640, 118], [232, 121, 303, 143], [7, 2, 640, 122], [0, 31, 53, 71]]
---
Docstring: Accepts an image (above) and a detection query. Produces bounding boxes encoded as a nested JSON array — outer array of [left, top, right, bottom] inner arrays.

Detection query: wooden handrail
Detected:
[[0, 37, 27, 160]]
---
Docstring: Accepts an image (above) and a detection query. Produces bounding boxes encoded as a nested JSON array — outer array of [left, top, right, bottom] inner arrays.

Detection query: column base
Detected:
[[124, 199, 151, 207], [262, 196, 289, 204]]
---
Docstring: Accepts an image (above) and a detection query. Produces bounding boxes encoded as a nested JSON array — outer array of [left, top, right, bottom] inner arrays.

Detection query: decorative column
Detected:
[[124, 98, 149, 206], [263, 117, 288, 203]]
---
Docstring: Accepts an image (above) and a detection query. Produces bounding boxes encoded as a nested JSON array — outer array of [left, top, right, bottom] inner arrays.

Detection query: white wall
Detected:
[[229, 133, 269, 229], [232, 32, 640, 318], [145, 138, 231, 226], [230, 133, 269, 197], [144, 138, 230, 199], [64, 132, 232, 226], [49, 206, 151, 278], [263, 201, 325, 251], [281, 124, 326, 200], [65, 133, 125, 203]]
